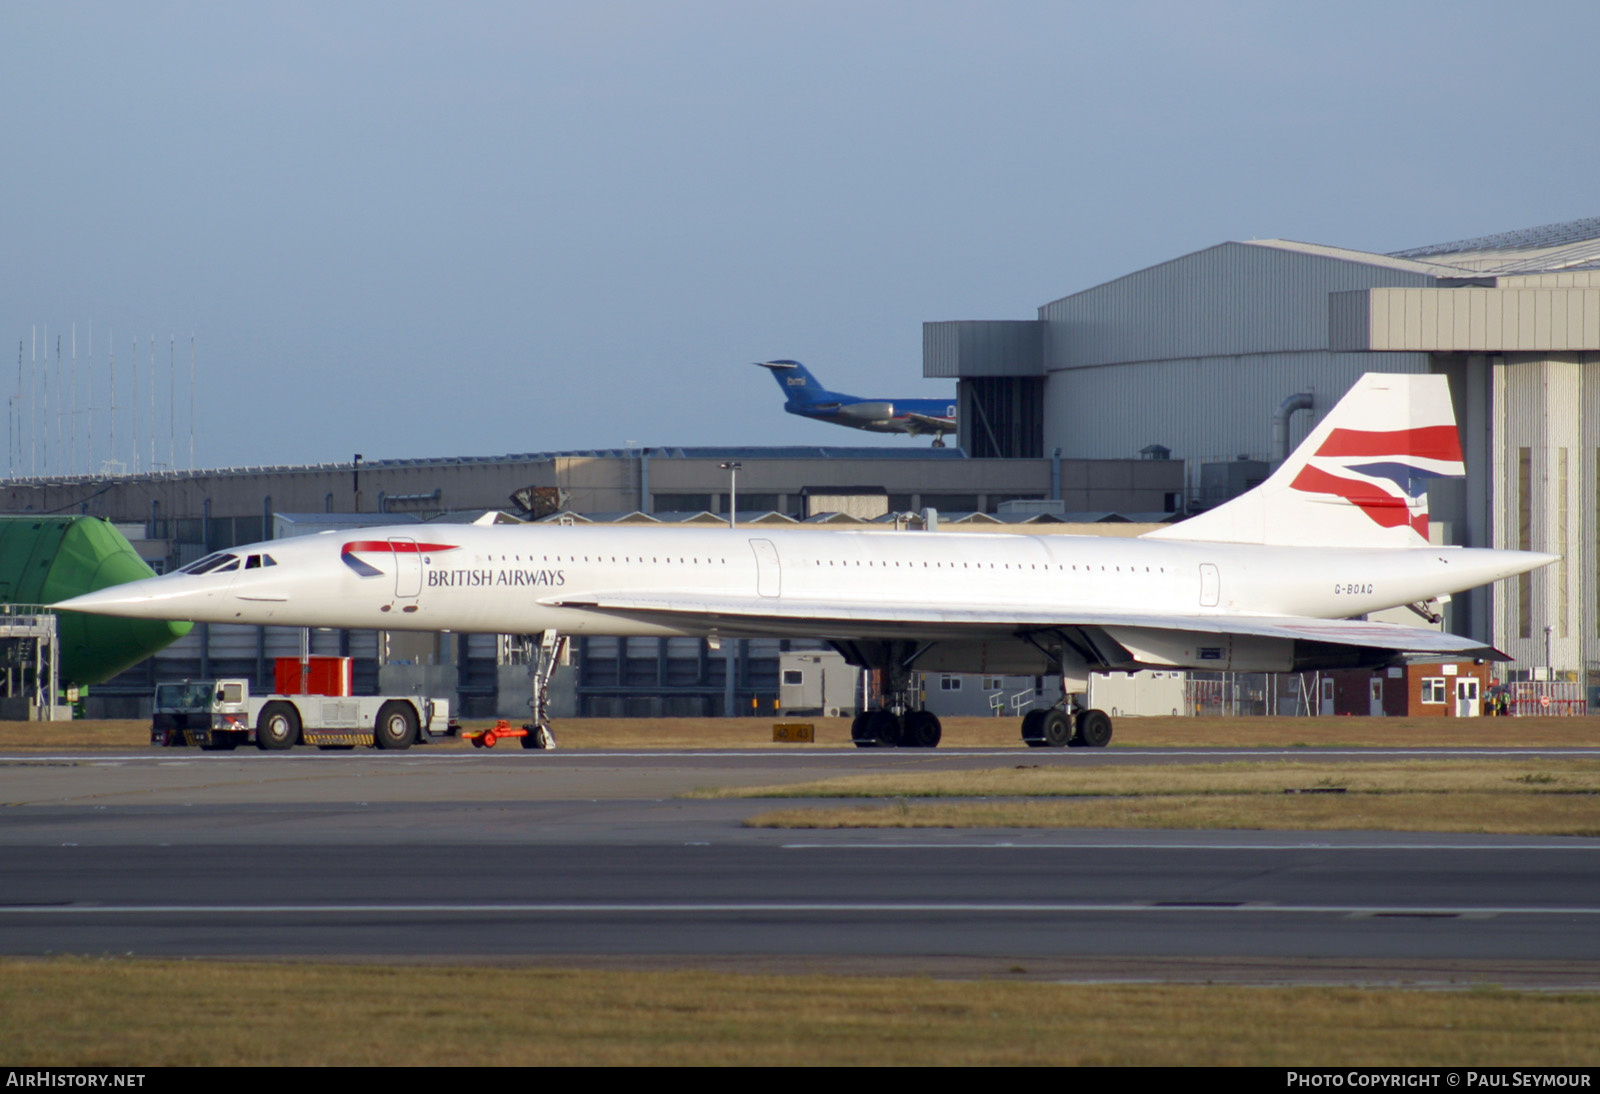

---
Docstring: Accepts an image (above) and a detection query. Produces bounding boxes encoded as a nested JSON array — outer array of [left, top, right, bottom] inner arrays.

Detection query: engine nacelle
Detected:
[[836, 401, 894, 423], [1106, 627, 1296, 672]]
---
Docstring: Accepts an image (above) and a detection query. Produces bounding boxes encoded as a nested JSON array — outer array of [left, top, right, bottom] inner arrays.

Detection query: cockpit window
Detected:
[[243, 554, 279, 570], [214, 558, 240, 573], [178, 553, 222, 574], [179, 552, 240, 576]]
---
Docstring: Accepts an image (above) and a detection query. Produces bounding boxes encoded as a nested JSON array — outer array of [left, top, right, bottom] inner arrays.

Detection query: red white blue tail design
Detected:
[[341, 539, 458, 577], [1146, 374, 1464, 548]]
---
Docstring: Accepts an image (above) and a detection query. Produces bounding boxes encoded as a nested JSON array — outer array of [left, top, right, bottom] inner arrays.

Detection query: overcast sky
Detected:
[[4, 1, 1597, 474]]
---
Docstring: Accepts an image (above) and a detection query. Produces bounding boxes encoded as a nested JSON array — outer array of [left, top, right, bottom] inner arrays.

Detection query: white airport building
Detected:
[[929, 215, 1600, 696]]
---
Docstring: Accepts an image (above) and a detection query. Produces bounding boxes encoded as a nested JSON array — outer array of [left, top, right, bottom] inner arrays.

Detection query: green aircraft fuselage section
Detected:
[[0, 516, 191, 686]]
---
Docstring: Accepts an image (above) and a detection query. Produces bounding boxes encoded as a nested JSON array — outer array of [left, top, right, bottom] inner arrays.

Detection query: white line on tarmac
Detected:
[[779, 841, 1600, 851], [2, 902, 1598, 916]]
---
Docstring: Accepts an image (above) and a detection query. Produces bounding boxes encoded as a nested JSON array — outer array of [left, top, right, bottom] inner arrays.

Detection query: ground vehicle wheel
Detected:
[[255, 703, 300, 751], [867, 709, 902, 747], [1039, 709, 1073, 748], [1073, 708, 1113, 748], [374, 701, 419, 750], [901, 710, 942, 748], [482, 730, 498, 748], [200, 735, 239, 752], [317, 744, 355, 751], [1020, 709, 1047, 747]]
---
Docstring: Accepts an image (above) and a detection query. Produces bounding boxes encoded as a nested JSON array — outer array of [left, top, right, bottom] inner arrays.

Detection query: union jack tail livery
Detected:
[[1146, 373, 1464, 548]]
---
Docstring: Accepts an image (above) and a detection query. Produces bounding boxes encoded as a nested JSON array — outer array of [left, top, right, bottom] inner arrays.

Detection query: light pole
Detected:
[[719, 461, 741, 529], [719, 460, 744, 715]]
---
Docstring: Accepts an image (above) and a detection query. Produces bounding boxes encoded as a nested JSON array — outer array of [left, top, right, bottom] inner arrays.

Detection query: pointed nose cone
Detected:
[[55, 576, 200, 620]]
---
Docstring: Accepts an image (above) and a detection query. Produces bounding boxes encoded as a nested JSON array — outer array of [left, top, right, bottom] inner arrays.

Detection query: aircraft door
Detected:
[[389, 538, 422, 599], [1199, 564, 1220, 607], [750, 539, 781, 598], [1454, 677, 1480, 718]]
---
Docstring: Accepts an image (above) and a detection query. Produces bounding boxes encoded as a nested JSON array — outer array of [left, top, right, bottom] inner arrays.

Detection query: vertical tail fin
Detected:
[[756, 360, 834, 406], [1145, 373, 1464, 548]]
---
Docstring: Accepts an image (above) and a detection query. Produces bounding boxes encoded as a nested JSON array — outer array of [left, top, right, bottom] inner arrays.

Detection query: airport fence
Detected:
[[1507, 680, 1587, 717]]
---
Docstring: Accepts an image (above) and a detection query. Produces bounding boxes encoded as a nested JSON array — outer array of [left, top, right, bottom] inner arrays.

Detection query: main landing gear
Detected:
[[850, 708, 943, 749], [836, 638, 1112, 750], [1020, 707, 1113, 748], [848, 640, 942, 749]]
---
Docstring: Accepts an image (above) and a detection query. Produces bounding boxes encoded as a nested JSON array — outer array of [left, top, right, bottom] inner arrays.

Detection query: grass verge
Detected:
[[3, 958, 1597, 1066], [699, 759, 1600, 834]]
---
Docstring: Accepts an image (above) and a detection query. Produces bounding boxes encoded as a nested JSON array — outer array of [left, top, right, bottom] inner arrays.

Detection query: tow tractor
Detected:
[[152, 657, 453, 751]]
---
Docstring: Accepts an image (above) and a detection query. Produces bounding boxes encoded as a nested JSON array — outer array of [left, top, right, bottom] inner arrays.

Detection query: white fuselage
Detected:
[[61, 522, 1541, 641], [57, 372, 1559, 684]]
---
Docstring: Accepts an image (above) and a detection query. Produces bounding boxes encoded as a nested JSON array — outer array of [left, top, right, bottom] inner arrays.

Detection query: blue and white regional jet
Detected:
[[58, 374, 1554, 752], [757, 360, 957, 444]]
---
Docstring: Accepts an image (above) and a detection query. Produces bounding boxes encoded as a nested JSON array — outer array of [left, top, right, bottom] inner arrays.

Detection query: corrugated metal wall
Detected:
[[1492, 354, 1600, 674], [1500, 271, 1600, 290], [922, 320, 1043, 378], [1040, 352, 1430, 464], [1039, 242, 1436, 370], [1341, 288, 1600, 352]]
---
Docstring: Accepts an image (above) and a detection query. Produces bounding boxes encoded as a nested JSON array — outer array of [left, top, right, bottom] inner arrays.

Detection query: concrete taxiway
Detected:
[[2, 747, 1598, 987]]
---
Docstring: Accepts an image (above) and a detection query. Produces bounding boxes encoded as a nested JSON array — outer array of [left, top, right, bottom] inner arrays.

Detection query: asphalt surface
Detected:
[[2, 746, 1598, 986]]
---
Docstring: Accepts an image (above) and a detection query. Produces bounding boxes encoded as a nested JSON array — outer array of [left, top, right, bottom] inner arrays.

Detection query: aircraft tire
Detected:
[[374, 701, 419, 750], [851, 711, 879, 748], [902, 710, 942, 748], [1039, 710, 1073, 748], [1020, 709, 1047, 747], [867, 710, 902, 747], [256, 703, 300, 751], [1073, 709, 1113, 748]]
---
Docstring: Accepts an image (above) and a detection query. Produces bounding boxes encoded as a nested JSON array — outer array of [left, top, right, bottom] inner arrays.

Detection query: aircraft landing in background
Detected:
[[756, 360, 957, 445]]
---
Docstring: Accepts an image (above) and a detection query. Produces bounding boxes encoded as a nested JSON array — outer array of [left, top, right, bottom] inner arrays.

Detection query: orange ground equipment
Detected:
[[468, 719, 530, 748]]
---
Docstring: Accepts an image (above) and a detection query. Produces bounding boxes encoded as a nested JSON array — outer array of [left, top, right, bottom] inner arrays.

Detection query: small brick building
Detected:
[[1318, 662, 1495, 717]]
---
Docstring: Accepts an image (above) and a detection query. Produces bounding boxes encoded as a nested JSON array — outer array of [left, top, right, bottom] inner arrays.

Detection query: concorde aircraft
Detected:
[[57, 374, 1553, 751], [757, 360, 957, 444]]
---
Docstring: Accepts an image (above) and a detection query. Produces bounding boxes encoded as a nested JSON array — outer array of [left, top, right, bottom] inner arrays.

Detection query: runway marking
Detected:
[[3, 902, 1599, 917], [779, 841, 1600, 851]]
